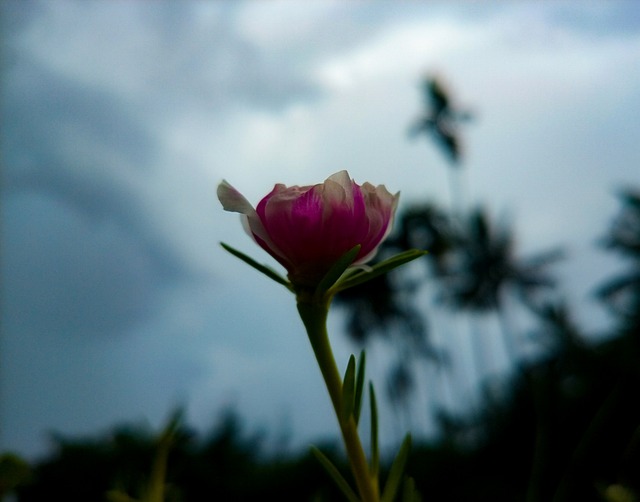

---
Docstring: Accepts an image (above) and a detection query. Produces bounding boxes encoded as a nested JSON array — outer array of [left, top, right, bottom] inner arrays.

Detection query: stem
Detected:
[[297, 299, 379, 502]]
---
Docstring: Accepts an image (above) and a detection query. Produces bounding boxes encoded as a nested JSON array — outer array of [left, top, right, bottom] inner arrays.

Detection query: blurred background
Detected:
[[1, 1, 639, 500]]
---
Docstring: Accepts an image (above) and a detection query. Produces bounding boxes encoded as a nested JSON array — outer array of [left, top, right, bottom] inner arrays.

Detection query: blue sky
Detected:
[[2, 1, 640, 460]]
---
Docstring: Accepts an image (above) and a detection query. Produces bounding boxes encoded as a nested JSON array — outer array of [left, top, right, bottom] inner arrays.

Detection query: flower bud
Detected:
[[218, 171, 399, 288]]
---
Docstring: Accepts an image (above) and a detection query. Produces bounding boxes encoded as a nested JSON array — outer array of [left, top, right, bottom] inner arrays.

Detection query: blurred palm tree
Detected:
[[334, 203, 451, 423], [409, 75, 473, 214], [440, 207, 564, 362], [390, 202, 454, 278], [408, 76, 473, 166], [339, 74, 566, 436], [595, 188, 640, 334]]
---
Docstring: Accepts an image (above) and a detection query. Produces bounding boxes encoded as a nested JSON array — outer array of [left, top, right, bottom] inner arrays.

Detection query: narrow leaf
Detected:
[[381, 434, 412, 502], [341, 355, 357, 424], [369, 382, 379, 476], [402, 476, 422, 502], [315, 245, 361, 296], [310, 447, 360, 502], [353, 351, 366, 425], [220, 242, 292, 290], [331, 249, 427, 294]]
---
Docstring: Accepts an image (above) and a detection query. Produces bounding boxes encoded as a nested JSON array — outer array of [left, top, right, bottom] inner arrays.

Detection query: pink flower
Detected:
[[217, 170, 399, 288]]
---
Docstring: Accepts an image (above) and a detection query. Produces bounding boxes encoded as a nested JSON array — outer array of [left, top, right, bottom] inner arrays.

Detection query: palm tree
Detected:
[[408, 75, 473, 214], [440, 207, 564, 364], [336, 202, 454, 351], [408, 76, 472, 166], [595, 188, 640, 334], [389, 202, 454, 277], [334, 203, 452, 426]]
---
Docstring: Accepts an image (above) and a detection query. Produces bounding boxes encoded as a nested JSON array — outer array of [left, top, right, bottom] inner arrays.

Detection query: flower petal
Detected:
[[217, 180, 255, 214], [324, 170, 353, 208], [217, 180, 285, 259]]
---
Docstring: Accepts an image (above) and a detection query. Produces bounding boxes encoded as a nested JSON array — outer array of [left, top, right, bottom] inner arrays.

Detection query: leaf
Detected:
[[369, 382, 379, 477], [220, 242, 293, 291], [331, 249, 427, 294], [353, 351, 366, 425], [402, 476, 422, 502], [341, 355, 357, 424], [316, 245, 361, 296], [310, 447, 360, 502], [381, 434, 412, 502]]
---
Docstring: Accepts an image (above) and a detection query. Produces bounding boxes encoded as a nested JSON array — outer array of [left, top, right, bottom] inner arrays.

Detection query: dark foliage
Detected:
[[596, 189, 640, 333], [12, 188, 640, 502], [15, 411, 344, 502], [405, 316, 640, 501], [408, 76, 473, 165], [439, 208, 563, 312], [13, 322, 639, 501]]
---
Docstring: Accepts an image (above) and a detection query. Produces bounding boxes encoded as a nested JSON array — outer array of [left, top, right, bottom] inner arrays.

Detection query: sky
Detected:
[[2, 1, 640, 461]]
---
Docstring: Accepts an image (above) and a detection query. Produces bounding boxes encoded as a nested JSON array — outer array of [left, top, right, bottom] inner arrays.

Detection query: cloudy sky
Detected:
[[2, 1, 640, 460]]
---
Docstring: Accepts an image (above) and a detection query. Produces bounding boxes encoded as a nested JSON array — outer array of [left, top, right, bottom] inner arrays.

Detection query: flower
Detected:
[[217, 170, 399, 288]]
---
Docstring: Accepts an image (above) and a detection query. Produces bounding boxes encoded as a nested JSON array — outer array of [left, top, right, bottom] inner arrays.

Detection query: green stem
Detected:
[[297, 299, 379, 502]]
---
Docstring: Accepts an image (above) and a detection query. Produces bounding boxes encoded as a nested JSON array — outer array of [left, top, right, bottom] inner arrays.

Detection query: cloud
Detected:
[[2, 192, 162, 337], [11, 1, 328, 118], [547, 2, 640, 37], [0, 0, 356, 342], [2, 50, 195, 338]]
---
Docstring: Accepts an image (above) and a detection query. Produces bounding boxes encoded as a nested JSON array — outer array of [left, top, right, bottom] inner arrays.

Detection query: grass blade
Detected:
[[310, 447, 360, 502], [402, 476, 422, 502], [381, 434, 412, 502]]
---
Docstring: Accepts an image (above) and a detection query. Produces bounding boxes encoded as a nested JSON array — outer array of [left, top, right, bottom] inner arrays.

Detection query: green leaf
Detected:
[[341, 355, 357, 424], [310, 447, 360, 502], [331, 249, 427, 294], [402, 476, 422, 502], [315, 245, 361, 296], [381, 434, 412, 502], [220, 242, 293, 291], [353, 351, 366, 425], [369, 382, 379, 477]]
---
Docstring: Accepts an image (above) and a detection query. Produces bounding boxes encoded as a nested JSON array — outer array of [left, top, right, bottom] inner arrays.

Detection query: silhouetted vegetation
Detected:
[[336, 190, 640, 501], [9, 190, 640, 502], [12, 410, 346, 502], [5, 79, 640, 501]]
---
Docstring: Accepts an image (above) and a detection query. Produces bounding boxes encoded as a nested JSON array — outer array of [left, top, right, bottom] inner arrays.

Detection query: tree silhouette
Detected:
[[439, 207, 564, 362], [15, 410, 343, 502], [595, 188, 640, 334], [409, 75, 474, 217], [338, 74, 570, 440], [336, 200, 563, 427], [408, 76, 472, 165]]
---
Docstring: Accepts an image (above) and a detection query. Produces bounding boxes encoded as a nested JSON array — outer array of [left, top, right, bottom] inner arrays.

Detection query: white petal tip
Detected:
[[217, 180, 254, 214]]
